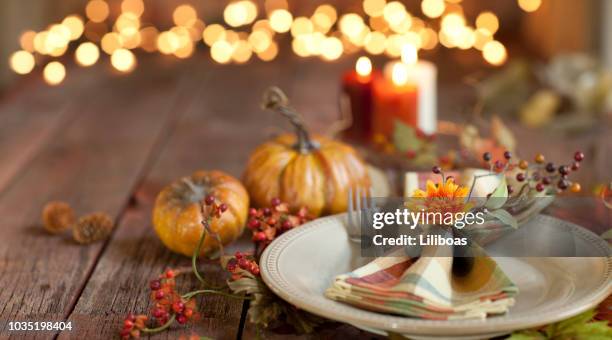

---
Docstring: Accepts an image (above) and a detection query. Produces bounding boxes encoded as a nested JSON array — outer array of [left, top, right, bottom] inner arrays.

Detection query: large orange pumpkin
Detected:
[[153, 170, 249, 256], [243, 87, 370, 217]]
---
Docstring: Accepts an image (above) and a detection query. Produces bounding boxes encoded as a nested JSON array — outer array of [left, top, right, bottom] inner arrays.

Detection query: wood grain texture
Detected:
[[59, 56, 298, 340], [0, 57, 194, 339], [0, 50, 609, 340], [0, 69, 102, 195]]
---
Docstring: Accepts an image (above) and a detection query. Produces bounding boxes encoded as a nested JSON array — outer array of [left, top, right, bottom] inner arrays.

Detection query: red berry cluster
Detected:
[[148, 269, 197, 327], [119, 314, 148, 339], [246, 198, 311, 252], [226, 251, 260, 280], [479, 150, 584, 195], [120, 269, 197, 339]]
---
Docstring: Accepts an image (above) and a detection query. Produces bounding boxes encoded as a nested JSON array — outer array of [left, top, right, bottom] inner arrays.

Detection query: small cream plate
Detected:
[[260, 214, 612, 338]]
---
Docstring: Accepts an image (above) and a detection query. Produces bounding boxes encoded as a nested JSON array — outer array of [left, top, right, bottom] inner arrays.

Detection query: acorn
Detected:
[[42, 201, 75, 234], [73, 212, 114, 244]]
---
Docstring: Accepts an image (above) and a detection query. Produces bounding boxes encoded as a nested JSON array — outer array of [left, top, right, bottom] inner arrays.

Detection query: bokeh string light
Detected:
[[8, 0, 541, 85]]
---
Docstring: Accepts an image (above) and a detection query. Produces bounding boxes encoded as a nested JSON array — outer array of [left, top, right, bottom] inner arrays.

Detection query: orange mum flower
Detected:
[[412, 178, 469, 199]]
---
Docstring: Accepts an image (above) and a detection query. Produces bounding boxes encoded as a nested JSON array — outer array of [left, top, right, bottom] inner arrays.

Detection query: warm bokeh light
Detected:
[[473, 28, 492, 50], [441, 13, 466, 35], [248, 30, 271, 52], [257, 41, 278, 61], [364, 31, 386, 55], [291, 17, 314, 37], [86, 0, 110, 23], [202, 24, 226, 46], [111, 48, 136, 72], [19, 31, 37, 52], [232, 40, 253, 63], [211, 40, 233, 63], [518, 0, 542, 12], [269, 9, 293, 33], [476, 12, 499, 35], [122, 0, 145, 17], [173, 4, 197, 27], [383, 2, 408, 26], [401, 44, 418, 65], [224, 1, 257, 27], [9, 50, 35, 75], [419, 27, 438, 50], [320, 37, 343, 61], [339, 13, 365, 38], [391, 62, 409, 86], [157, 31, 180, 54], [75, 42, 100, 66], [363, 0, 386, 17], [62, 15, 85, 40], [482, 40, 507, 65], [355, 56, 372, 77], [101, 32, 122, 54], [43, 61, 66, 85], [421, 0, 445, 18]]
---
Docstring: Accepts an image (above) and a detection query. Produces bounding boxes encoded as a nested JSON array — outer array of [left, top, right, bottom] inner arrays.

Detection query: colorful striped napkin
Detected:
[[325, 243, 517, 320]]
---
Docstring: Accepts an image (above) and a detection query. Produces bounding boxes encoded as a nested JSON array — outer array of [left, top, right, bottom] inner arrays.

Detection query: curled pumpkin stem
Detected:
[[262, 86, 317, 153]]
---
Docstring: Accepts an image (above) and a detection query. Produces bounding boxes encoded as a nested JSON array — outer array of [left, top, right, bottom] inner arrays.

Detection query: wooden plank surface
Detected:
[[0, 70, 101, 195], [0, 52, 609, 340], [0, 57, 195, 339]]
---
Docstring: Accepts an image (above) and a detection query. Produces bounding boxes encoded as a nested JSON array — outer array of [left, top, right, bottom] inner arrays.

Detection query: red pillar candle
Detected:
[[372, 62, 419, 139], [341, 56, 379, 141]]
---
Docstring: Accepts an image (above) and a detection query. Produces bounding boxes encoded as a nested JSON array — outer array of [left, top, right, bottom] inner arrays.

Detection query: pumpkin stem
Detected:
[[262, 86, 317, 153]]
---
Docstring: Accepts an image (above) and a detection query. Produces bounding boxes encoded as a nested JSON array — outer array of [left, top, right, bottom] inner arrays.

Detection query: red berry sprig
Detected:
[[479, 150, 584, 195], [226, 251, 260, 280], [246, 198, 311, 254], [120, 194, 247, 339]]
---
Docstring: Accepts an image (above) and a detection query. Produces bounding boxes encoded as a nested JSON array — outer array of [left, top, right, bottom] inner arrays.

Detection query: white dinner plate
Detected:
[[260, 214, 612, 338]]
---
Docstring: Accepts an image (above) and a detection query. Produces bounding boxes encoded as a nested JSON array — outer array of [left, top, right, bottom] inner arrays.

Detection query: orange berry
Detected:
[[518, 160, 529, 170], [535, 153, 545, 164], [570, 183, 581, 193]]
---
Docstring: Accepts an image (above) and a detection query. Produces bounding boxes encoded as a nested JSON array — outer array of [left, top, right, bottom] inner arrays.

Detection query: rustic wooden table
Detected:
[[0, 53, 609, 339]]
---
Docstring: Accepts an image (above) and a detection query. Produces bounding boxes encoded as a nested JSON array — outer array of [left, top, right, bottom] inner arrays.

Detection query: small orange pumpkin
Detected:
[[153, 170, 249, 256], [243, 87, 370, 217]]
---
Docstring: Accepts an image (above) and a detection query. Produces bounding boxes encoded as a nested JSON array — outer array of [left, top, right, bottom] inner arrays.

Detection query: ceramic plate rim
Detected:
[[260, 213, 612, 335]]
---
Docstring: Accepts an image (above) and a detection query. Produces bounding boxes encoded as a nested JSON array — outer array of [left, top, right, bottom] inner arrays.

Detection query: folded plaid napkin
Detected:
[[325, 243, 517, 320]]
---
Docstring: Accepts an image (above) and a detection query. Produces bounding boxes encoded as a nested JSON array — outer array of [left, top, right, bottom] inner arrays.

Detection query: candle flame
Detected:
[[401, 44, 418, 65], [355, 56, 372, 77], [391, 62, 409, 86]]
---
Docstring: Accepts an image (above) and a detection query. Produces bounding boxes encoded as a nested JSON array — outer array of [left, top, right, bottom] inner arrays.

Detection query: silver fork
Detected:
[[347, 186, 373, 243]]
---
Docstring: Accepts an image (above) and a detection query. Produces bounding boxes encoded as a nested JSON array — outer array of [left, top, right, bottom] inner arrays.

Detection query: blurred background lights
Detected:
[[211, 40, 234, 63], [9, 50, 36, 75], [421, 0, 445, 19], [19, 31, 37, 53], [43, 61, 66, 85], [269, 9, 293, 33], [363, 0, 386, 18], [62, 15, 85, 41], [518, 0, 542, 13], [476, 12, 500, 35], [111, 48, 136, 72], [85, 0, 110, 23], [75, 42, 100, 66], [8, 0, 527, 82], [203, 24, 226, 46], [482, 40, 507, 65], [173, 4, 197, 27]]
